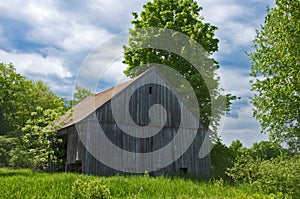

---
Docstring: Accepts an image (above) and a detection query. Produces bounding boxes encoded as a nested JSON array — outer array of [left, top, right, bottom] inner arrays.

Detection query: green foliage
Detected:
[[250, 141, 287, 160], [226, 140, 299, 198], [69, 86, 93, 107], [0, 136, 14, 167], [18, 107, 66, 170], [210, 140, 236, 180], [0, 62, 67, 169], [0, 62, 65, 136], [71, 178, 111, 199], [229, 140, 244, 153], [249, 0, 300, 151], [0, 168, 281, 199], [226, 141, 289, 183], [8, 145, 33, 169], [123, 0, 232, 131], [227, 155, 300, 198], [226, 152, 260, 183], [211, 140, 288, 183], [253, 156, 300, 198]]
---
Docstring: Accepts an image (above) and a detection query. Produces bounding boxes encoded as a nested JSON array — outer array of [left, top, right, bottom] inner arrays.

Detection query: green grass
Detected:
[[0, 168, 283, 199]]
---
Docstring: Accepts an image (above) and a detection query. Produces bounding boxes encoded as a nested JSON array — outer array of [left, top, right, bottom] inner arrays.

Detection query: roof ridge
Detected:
[[57, 68, 153, 129]]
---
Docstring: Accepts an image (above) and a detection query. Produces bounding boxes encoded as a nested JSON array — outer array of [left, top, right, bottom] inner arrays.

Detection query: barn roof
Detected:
[[56, 67, 204, 131], [57, 68, 150, 129]]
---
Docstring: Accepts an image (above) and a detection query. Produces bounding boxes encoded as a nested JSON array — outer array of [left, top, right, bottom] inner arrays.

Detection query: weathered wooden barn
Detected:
[[57, 67, 211, 177]]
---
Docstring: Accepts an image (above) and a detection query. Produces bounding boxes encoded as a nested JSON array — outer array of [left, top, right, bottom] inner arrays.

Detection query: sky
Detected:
[[0, 0, 275, 147]]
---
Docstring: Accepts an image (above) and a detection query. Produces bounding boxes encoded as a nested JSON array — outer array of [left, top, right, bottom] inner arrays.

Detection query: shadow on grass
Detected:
[[0, 168, 34, 177]]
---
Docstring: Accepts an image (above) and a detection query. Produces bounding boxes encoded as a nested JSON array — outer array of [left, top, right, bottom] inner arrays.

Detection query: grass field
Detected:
[[0, 168, 283, 199]]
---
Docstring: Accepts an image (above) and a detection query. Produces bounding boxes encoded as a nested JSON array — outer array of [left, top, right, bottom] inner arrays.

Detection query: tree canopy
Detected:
[[0, 63, 65, 136], [0, 62, 67, 169], [249, 0, 300, 151], [70, 86, 93, 106], [123, 0, 227, 130], [18, 106, 66, 170]]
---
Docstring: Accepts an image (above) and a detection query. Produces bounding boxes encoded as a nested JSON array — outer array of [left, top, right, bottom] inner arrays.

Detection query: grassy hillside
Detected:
[[0, 168, 282, 199]]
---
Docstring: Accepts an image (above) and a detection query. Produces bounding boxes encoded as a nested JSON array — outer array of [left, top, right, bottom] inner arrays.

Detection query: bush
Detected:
[[210, 141, 236, 179], [227, 155, 300, 198], [71, 178, 111, 199], [0, 136, 14, 167], [8, 147, 33, 169], [249, 141, 288, 160], [253, 156, 300, 198], [226, 153, 260, 183]]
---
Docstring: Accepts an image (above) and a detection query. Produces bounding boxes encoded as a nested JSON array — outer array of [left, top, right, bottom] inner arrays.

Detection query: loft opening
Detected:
[[149, 86, 152, 94]]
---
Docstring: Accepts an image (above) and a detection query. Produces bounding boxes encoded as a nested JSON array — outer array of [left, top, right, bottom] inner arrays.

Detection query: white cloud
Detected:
[[0, 1, 114, 53], [0, 49, 72, 79], [217, 67, 269, 147], [75, 31, 131, 90], [27, 22, 111, 52], [219, 67, 252, 97], [200, 0, 270, 54], [223, 22, 256, 46], [86, 0, 147, 29], [200, 0, 248, 25], [0, 1, 60, 26], [221, 104, 268, 148]]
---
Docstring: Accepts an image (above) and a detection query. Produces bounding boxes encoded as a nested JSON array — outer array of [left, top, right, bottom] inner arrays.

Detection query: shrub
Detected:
[[226, 152, 260, 183], [227, 154, 300, 198], [253, 156, 300, 198], [71, 178, 111, 199], [0, 136, 14, 167], [8, 146, 33, 169], [249, 141, 288, 160], [210, 141, 236, 179]]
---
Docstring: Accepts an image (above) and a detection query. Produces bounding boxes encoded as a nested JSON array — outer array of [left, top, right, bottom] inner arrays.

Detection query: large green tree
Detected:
[[249, 0, 300, 151], [0, 62, 67, 168], [123, 0, 226, 130], [0, 63, 65, 136]]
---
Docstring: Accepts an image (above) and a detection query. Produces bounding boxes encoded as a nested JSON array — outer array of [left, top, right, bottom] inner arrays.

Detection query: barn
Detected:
[[57, 67, 211, 177]]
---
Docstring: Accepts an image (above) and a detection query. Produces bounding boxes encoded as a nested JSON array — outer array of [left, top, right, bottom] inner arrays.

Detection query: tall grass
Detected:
[[0, 168, 282, 199]]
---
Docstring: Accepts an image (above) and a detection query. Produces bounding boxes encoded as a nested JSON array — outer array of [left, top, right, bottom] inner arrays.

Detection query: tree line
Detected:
[[0, 63, 92, 169], [0, 0, 299, 197]]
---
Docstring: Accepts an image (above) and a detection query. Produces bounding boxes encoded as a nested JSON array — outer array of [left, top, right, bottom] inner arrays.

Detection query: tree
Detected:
[[0, 62, 67, 168], [210, 140, 236, 179], [123, 0, 227, 130], [69, 86, 93, 106], [0, 63, 65, 136], [249, 0, 300, 151], [229, 140, 244, 153], [16, 106, 66, 170], [0, 136, 14, 167], [250, 141, 287, 160]]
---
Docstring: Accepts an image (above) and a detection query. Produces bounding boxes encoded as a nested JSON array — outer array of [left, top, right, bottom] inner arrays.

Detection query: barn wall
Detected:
[[62, 68, 211, 177], [76, 114, 210, 177], [64, 125, 82, 164], [76, 128, 210, 177]]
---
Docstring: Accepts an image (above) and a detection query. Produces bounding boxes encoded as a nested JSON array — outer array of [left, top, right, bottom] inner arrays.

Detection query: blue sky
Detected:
[[0, 0, 275, 147]]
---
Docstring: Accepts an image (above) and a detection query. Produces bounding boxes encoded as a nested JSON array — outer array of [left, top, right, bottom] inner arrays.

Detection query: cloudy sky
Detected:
[[0, 0, 275, 147]]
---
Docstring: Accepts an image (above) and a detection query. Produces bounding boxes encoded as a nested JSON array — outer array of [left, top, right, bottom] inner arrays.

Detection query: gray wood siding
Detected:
[[65, 125, 82, 164], [61, 68, 211, 177]]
